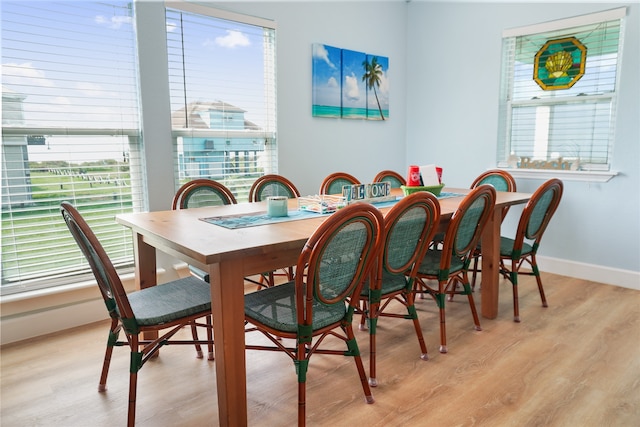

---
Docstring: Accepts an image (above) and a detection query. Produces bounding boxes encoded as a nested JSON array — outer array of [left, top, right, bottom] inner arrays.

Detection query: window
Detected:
[[1, 1, 143, 294], [497, 8, 626, 176], [165, 3, 277, 201]]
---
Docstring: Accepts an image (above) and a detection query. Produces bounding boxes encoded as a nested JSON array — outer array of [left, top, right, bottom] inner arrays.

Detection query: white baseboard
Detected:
[[0, 299, 109, 346], [536, 256, 640, 291]]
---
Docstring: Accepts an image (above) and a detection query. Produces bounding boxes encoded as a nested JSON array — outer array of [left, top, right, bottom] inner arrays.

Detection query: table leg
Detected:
[[208, 259, 248, 427], [480, 208, 502, 319], [133, 233, 158, 341]]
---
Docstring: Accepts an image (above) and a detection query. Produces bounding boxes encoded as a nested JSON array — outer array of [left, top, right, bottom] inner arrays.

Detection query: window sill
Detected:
[[499, 168, 618, 183]]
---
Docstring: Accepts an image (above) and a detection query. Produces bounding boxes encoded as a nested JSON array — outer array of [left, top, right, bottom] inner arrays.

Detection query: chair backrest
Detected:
[[471, 169, 516, 192], [60, 202, 135, 322], [471, 169, 516, 222], [296, 203, 383, 326], [373, 170, 406, 188], [319, 172, 360, 195], [513, 178, 564, 254], [440, 185, 496, 270], [381, 191, 440, 279], [172, 179, 237, 210], [248, 174, 301, 202]]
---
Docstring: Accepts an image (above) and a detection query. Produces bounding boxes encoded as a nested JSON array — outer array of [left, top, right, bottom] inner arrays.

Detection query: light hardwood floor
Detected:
[[1, 273, 639, 426]]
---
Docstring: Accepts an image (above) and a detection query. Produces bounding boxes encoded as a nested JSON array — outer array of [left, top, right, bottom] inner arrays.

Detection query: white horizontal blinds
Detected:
[[166, 6, 277, 202], [1, 1, 142, 293], [499, 10, 624, 171]]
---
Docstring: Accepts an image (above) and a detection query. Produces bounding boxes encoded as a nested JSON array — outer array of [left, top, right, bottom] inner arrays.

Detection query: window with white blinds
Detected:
[[1, 1, 143, 294], [165, 3, 277, 202], [497, 8, 626, 172]]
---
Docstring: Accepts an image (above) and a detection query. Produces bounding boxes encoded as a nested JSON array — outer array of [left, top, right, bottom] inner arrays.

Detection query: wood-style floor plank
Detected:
[[1, 273, 639, 426]]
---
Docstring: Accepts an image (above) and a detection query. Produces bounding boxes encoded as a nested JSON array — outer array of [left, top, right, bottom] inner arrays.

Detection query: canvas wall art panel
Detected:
[[312, 43, 342, 118], [364, 54, 389, 120], [340, 48, 368, 119]]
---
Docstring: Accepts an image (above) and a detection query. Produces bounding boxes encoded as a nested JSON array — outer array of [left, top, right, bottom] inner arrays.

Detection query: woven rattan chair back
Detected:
[[471, 169, 516, 221], [172, 179, 237, 209], [382, 192, 440, 275], [61, 202, 134, 320], [319, 172, 360, 195], [444, 184, 497, 266], [373, 170, 406, 188], [518, 178, 563, 245], [248, 174, 301, 202], [304, 203, 382, 307]]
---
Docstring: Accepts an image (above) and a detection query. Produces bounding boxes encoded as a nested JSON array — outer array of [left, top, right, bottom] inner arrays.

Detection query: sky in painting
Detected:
[[312, 43, 342, 108]]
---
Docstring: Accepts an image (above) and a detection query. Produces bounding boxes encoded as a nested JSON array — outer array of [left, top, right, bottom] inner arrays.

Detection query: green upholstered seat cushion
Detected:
[[361, 271, 408, 296], [244, 281, 347, 333], [417, 249, 465, 276], [122, 276, 211, 326], [499, 237, 534, 257]]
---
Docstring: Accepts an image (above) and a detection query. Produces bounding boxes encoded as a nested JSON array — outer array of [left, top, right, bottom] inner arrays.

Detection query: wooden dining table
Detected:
[[115, 187, 531, 426]]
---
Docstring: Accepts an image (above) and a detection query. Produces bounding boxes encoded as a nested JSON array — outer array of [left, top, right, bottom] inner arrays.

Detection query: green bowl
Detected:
[[401, 183, 445, 197]]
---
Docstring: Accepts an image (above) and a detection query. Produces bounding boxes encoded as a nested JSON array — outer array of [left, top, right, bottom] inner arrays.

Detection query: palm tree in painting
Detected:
[[362, 56, 385, 120]]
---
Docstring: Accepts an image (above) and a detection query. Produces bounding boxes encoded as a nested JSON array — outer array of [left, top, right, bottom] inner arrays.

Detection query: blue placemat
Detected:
[[201, 209, 324, 229], [202, 193, 465, 230]]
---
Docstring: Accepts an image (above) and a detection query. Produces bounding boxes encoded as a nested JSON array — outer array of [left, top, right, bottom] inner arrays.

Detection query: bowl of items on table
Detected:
[[401, 164, 445, 197]]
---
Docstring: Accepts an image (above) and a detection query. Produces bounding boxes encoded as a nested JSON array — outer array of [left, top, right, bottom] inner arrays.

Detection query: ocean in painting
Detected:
[[312, 105, 341, 118], [313, 105, 389, 120]]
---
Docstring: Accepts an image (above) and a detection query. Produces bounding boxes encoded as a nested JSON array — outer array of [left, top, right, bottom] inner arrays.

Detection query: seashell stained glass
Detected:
[[533, 36, 586, 90]]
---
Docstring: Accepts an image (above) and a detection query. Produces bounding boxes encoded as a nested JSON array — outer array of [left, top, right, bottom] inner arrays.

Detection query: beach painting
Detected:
[[312, 43, 389, 120], [364, 54, 389, 121], [312, 43, 342, 118]]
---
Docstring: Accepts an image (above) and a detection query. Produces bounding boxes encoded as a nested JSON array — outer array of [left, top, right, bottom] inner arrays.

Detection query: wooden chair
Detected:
[[248, 173, 301, 201], [244, 203, 384, 426], [358, 191, 440, 386], [499, 178, 563, 322], [413, 185, 496, 353], [373, 169, 406, 188], [319, 171, 360, 195], [469, 169, 517, 289], [172, 178, 237, 209], [60, 202, 213, 427], [248, 174, 301, 287]]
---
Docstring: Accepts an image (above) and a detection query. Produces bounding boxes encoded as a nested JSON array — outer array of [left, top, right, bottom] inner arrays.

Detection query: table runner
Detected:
[[202, 192, 464, 230]]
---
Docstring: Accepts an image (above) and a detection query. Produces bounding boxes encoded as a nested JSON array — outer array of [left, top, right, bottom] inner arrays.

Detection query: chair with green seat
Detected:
[[248, 174, 301, 287], [358, 191, 441, 386], [244, 203, 384, 427], [60, 202, 213, 427], [414, 184, 496, 353], [319, 171, 360, 195], [469, 169, 517, 289], [499, 178, 563, 322], [373, 169, 406, 188]]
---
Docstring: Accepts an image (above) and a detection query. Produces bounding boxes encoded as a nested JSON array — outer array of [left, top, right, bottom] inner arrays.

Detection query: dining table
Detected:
[[115, 186, 531, 426]]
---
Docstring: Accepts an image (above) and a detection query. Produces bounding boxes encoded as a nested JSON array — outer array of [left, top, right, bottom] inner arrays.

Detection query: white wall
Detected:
[[405, 2, 640, 285]]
